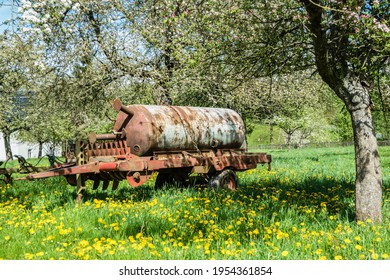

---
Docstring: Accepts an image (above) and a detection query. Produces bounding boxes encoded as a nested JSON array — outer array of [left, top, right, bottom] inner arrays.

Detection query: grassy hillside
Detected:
[[246, 123, 285, 147], [0, 146, 389, 260]]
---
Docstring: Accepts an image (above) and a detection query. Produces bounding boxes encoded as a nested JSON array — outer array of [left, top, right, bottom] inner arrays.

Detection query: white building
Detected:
[[0, 133, 61, 160]]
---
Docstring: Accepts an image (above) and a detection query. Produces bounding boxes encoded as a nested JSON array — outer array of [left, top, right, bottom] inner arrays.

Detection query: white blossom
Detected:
[[374, 18, 390, 33], [22, 10, 41, 24], [73, 3, 81, 12]]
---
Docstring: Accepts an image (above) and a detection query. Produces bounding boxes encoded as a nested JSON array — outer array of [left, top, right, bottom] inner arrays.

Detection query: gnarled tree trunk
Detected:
[[337, 76, 382, 223], [302, 0, 383, 223]]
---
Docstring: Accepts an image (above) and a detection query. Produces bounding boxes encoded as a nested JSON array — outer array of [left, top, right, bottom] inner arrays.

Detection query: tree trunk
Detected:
[[350, 107, 382, 223], [338, 77, 382, 223], [286, 133, 293, 150], [301, 0, 383, 223], [2, 130, 13, 161], [269, 124, 274, 144], [38, 141, 43, 158]]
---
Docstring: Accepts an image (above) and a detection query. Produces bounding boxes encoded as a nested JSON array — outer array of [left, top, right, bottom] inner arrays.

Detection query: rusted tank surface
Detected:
[[109, 101, 247, 156]]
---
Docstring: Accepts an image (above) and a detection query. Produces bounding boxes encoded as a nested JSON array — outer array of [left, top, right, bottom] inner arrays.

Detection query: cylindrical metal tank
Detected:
[[111, 101, 247, 156]]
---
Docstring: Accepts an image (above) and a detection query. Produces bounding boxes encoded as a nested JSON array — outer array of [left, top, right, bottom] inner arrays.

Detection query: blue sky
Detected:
[[0, 3, 14, 32], [0, 2, 12, 20]]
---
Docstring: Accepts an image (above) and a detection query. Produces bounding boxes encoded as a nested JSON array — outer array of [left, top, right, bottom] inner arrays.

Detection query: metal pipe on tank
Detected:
[[112, 99, 134, 117], [89, 132, 117, 144]]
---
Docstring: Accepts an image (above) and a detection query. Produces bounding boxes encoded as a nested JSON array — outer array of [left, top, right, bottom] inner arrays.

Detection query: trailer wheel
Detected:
[[65, 175, 77, 186], [208, 169, 238, 191]]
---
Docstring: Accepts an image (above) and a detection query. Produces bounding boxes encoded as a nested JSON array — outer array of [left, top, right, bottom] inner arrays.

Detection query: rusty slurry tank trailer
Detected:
[[20, 100, 271, 195]]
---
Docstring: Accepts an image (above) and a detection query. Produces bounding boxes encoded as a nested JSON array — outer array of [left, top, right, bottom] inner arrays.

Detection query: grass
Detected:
[[246, 123, 284, 146], [0, 146, 389, 260]]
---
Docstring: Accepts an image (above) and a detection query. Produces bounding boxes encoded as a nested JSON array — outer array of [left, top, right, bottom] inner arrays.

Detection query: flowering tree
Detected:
[[17, 0, 206, 106], [300, 0, 389, 223], [181, 0, 389, 222], [0, 33, 33, 160]]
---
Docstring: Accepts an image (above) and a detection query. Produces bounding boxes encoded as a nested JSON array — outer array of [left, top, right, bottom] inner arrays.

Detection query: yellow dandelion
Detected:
[[371, 253, 379, 260], [79, 240, 90, 247], [357, 220, 365, 226], [36, 252, 44, 257], [334, 255, 343, 260], [83, 201, 90, 206], [46, 235, 54, 241], [344, 238, 352, 244], [5, 236, 10, 241], [315, 249, 323, 255], [381, 253, 389, 259], [292, 226, 297, 233], [281, 251, 288, 257], [319, 256, 327, 260], [276, 231, 285, 240], [25, 253, 34, 260], [247, 249, 255, 256]]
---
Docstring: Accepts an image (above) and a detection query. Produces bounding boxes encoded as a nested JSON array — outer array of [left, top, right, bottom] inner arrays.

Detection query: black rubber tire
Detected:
[[65, 175, 77, 186], [208, 169, 238, 190]]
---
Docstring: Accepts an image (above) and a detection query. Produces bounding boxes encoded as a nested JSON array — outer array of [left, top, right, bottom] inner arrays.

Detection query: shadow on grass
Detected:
[[81, 184, 155, 203], [238, 174, 389, 222], [4, 172, 389, 225], [3, 177, 157, 211], [1, 177, 75, 211]]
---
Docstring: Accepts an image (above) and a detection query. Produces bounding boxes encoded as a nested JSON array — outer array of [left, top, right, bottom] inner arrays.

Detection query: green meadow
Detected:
[[0, 146, 389, 260]]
